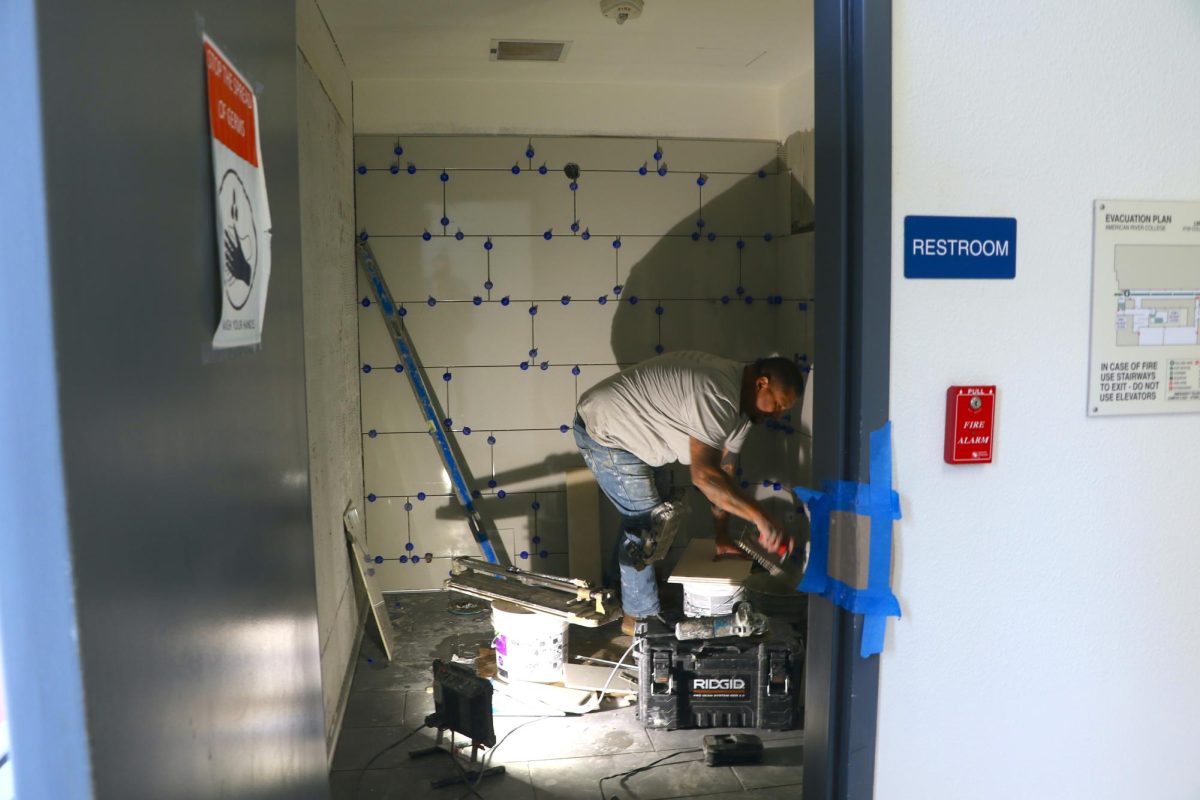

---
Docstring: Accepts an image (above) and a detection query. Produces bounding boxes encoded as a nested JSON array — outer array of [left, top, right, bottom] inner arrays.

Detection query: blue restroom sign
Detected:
[[904, 215, 1017, 279]]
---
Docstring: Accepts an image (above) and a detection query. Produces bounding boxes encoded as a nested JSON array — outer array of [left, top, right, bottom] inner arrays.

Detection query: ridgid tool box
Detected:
[[636, 619, 804, 731]]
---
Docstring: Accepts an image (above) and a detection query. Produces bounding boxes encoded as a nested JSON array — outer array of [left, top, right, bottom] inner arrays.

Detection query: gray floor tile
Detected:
[[331, 725, 438, 771], [645, 724, 804, 751], [694, 786, 803, 799], [530, 750, 741, 800], [344, 690, 409, 728], [730, 740, 805, 790], [331, 759, 533, 800], [485, 705, 656, 763]]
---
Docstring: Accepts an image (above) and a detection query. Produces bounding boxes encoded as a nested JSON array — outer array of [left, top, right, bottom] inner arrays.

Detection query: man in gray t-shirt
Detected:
[[573, 351, 801, 629]]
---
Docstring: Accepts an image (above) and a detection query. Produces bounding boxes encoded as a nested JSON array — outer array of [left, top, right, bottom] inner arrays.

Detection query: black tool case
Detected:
[[636, 619, 804, 730]]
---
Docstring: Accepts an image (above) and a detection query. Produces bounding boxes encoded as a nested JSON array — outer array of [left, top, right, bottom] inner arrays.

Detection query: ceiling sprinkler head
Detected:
[[600, 0, 644, 25]]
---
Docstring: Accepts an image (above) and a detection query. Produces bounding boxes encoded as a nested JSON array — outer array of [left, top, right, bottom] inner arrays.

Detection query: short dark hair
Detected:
[[751, 356, 803, 395]]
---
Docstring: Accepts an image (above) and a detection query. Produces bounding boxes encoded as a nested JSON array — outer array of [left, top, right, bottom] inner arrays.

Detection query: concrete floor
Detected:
[[330, 591, 804, 800]]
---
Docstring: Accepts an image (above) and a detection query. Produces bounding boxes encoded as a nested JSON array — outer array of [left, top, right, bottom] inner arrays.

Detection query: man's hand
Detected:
[[755, 515, 790, 555]]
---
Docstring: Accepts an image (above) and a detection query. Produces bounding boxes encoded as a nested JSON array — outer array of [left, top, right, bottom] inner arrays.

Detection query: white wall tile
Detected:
[[367, 236, 488, 302], [737, 238, 779, 297], [487, 235, 614, 300], [447, 172, 574, 237], [700, 173, 781, 239], [658, 139, 779, 174], [573, 363, 622, 401], [581, 173, 699, 236], [353, 135, 406, 168], [450, 365, 576, 431], [358, 304, 399, 366], [402, 302, 530, 365], [617, 237, 738, 300], [355, 170, 444, 235], [491, 429, 583, 494], [389, 136, 529, 171], [363, 432, 453, 497], [659, 300, 777, 362], [531, 137, 657, 172], [776, 233, 815, 300], [535, 298, 660, 367], [775, 301, 814, 364], [360, 371, 428, 433], [368, 558, 452, 592]]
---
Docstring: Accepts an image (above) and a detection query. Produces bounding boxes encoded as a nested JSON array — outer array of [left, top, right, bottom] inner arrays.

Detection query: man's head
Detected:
[[742, 357, 802, 423]]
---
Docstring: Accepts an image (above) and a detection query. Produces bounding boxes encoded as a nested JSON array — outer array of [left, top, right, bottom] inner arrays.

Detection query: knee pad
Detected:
[[640, 490, 688, 565]]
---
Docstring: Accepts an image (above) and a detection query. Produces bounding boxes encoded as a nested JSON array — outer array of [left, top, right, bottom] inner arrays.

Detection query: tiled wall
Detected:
[[354, 135, 814, 591]]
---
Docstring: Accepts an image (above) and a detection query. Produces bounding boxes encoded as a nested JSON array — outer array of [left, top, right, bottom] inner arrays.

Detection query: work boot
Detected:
[[620, 613, 670, 636], [621, 613, 637, 636]]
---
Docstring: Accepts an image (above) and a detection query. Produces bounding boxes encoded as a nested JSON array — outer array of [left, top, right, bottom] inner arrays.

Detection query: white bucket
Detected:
[[682, 581, 745, 618], [491, 600, 567, 683]]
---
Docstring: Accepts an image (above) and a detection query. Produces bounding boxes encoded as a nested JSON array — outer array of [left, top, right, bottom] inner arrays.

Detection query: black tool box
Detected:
[[636, 619, 803, 730]]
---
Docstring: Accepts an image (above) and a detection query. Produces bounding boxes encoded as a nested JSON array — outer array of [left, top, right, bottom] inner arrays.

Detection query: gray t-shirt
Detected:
[[577, 351, 751, 466]]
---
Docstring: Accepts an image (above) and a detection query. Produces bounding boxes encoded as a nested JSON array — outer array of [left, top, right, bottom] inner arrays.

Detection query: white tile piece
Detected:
[[581, 172, 699, 236], [701, 172, 782, 239], [534, 301, 617, 366], [367, 236, 487, 302], [446, 172, 574, 238], [776, 233, 814, 300], [352, 135, 407, 169], [450, 365, 576, 431], [362, 432, 453, 497], [354, 170, 444, 236], [738, 237, 780, 297], [491, 429, 583, 494], [775, 301, 814, 363], [617, 236, 739, 300], [358, 302, 400, 366], [386, 135, 529, 171], [659, 138, 780, 174], [407, 494, 495, 557], [360, 497, 410, 556], [360, 371, 428, 433], [401, 302, 531, 365], [487, 235, 613, 299], [530, 136, 657, 172]]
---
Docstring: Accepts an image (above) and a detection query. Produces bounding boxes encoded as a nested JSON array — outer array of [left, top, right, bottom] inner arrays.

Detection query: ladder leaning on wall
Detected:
[[355, 240, 510, 567]]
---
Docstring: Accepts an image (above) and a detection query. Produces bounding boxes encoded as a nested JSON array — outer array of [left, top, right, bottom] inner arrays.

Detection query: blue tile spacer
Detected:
[[658, 166, 668, 176], [463, 426, 472, 435], [581, 229, 591, 240], [367, 493, 377, 502], [571, 221, 579, 232], [539, 550, 549, 559], [390, 165, 400, 175], [500, 296, 510, 306], [427, 296, 437, 307], [613, 285, 623, 295], [398, 306, 407, 317], [762, 479, 771, 488], [529, 348, 538, 357], [394, 364, 404, 373], [745, 296, 755, 304], [443, 417, 453, 428], [540, 361, 549, 370], [543, 229, 553, 240], [399, 555, 408, 563], [532, 500, 541, 510], [758, 169, 767, 178], [572, 365, 581, 376], [512, 164, 521, 174], [497, 490, 507, 499], [653, 149, 662, 161], [442, 371, 452, 382], [764, 232, 774, 242], [721, 296, 730, 304], [655, 305, 664, 315], [740, 480, 750, 489], [361, 297, 371, 307], [405, 542, 414, 551], [736, 238, 745, 249], [404, 501, 413, 511], [538, 164, 548, 175], [484, 279, 494, 289], [655, 344, 664, 353], [638, 164, 648, 175], [691, 232, 700, 241], [417, 492, 427, 500], [440, 171, 449, 182], [569, 182, 578, 191], [598, 295, 607, 305], [359, 231, 369, 241], [473, 296, 482, 305], [407, 163, 416, 174], [707, 232, 717, 241], [471, 489, 481, 498], [422, 230, 432, 241], [368, 429, 378, 438], [362, 364, 372, 373], [532, 535, 541, 545], [736, 286, 746, 295], [799, 302, 808, 311], [773, 482, 783, 491], [487, 435, 497, 445], [697, 218, 706, 228], [560, 423, 568, 432], [697, 175, 706, 186], [561, 295, 571, 305], [519, 361, 529, 370], [612, 238, 621, 249], [528, 305, 538, 316], [488, 479, 497, 488], [526, 146, 535, 159], [440, 216, 449, 226], [484, 239, 493, 251], [374, 555, 384, 564], [412, 555, 421, 563], [628, 295, 639, 304], [455, 230, 464, 241], [520, 551, 529, 560], [356, 164, 367, 174], [394, 145, 404, 156]]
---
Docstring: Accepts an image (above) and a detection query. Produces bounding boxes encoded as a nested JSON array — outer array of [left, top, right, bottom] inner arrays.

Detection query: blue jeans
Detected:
[[572, 415, 662, 617]]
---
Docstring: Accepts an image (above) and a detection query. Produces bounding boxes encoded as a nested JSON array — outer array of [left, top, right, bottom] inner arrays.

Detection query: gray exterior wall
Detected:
[[25, 1, 329, 797]]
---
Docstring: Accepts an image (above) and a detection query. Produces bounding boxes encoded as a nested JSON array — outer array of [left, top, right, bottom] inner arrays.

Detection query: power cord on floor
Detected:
[[353, 723, 430, 799], [452, 715, 555, 800], [596, 748, 704, 800]]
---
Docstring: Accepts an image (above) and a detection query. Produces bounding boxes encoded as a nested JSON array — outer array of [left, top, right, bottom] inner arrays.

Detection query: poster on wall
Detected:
[[1089, 200, 1200, 416], [204, 34, 271, 350]]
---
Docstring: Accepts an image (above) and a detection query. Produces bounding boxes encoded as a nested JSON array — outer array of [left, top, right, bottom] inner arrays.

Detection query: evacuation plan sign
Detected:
[[204, 34, 271, 350], [1088, 200, 1200, 416]]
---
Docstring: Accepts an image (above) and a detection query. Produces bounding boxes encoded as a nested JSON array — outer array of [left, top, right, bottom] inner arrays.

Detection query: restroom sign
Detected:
[[204, 34, 272, 349], [905, 216, 1017, 279]]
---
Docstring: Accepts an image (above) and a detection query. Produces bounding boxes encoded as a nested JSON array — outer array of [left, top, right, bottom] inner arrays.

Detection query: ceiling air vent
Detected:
[[490, 39, 572, 62]]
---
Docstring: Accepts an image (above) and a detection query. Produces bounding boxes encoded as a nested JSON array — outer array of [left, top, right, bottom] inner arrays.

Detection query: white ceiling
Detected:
[[318, 0, 813, 88]]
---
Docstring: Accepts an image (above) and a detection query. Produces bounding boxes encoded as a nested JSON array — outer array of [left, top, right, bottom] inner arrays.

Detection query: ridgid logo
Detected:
[[693, 678, 747, 691]]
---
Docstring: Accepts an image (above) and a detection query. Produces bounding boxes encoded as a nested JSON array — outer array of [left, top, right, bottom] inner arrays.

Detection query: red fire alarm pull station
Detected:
[[944, 386, 996, 464]]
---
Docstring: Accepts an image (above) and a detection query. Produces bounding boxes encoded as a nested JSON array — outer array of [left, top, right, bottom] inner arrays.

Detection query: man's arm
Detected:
[[689, 437, 785, 551]]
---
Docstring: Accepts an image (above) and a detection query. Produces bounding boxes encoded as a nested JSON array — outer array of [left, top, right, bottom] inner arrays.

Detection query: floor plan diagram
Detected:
[[1113, 245, 1200, 346]]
